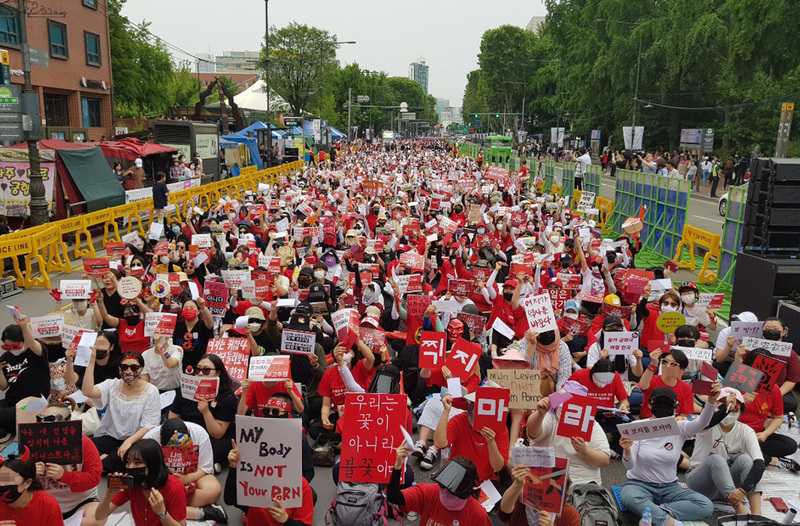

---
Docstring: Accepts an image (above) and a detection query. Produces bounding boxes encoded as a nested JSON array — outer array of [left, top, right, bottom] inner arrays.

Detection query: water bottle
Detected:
[[639, 507, 652, 526], [781, 415, 789, 433]]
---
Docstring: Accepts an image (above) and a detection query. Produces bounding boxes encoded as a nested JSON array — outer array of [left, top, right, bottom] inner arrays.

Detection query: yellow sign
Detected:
[[0, 49, 8, 66], [656, 312, 686, 334], [782, 103, 795, 112]]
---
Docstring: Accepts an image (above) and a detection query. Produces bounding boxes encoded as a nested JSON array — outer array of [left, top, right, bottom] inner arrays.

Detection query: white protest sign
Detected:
[[30, 315, 64, 339], [148, 222, 164, 241], [248, 356, 291, 382], [235, 416, 302, 507], [576, 192, 596, 213], [604, 331, 639, 356], [280, 330, 316, 354], [511, 446, 556, 468], [730, 322, 763, 340], [671, 345, 714, 362], [742, 337, 792, 358], [121, 232, 143, 250], [221, 269, 251, 288], [144, 312, 178, 338], [60, 324, 83, 350], [276, 218, 290, 232], [118, 277, 142, 300], [446, 378, 462, 398], [191, 234, 212, 249], [71, 332, 97, 367], [491, 318, 516, 340], [520, 293, 557, 333], [617, 416, 679, 441], [180, 374, 219, 401], [60, 280, 92, 299], [647, 279, 673, 302]]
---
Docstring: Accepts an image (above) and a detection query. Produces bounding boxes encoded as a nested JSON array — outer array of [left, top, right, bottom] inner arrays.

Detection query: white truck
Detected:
[[381, 130, 396, 143]]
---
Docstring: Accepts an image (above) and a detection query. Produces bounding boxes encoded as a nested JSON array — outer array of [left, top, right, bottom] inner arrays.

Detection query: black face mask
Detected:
[[96, 350, 109, 360], [502, 292, 514, 302], [126, 467, 148, 487], [125, 315, 140, 326], [538, 331, 557, 345], [651, 403, 674, 419], [763, 329, 782, 341], [676, 339, 695, 347], [298, 277, 312, 288], [0, 484, 22, 504], [372, 209, 379, 216]]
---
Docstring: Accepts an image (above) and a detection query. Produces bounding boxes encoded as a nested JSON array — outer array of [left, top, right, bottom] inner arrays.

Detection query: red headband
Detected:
[[266, 399, 291, 413]]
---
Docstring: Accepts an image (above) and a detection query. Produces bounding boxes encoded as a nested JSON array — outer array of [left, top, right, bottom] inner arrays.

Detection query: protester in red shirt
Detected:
[[238, 377, 305, 416], [97, 296, 151, 354], [0, 451, 64, 526], [637, 285, 683, 352], [638, 348, 694, 419]]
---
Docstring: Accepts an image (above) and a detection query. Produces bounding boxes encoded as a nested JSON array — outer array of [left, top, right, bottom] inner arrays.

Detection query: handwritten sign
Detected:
[[617, 416, 679, 441], [206, 338, 250, 382], [487, 369, 542, 409], [730, 321, 763, 340], [521, 457, 569, 516], [407, 294, 433, 317], [723, 362, 764, 394], [340, 393, 406, 484], [419, 331, 446, 369], [473, 387, 511, 435], [203, 282, 228, 318], [752, 354, 785, 396], [18, 420, 83, 465], [180, 374, 219, 401], [236, 415, 302, 507], [444, 338, 482, 381], [30, 314, 64, 338], [521, 293, 558, 333], [511, 446, 556, 468], [249, 356, 291, 382], [671, 345, 714, 362], [161, 445, 200, 475], [656, 311, 686, 334], [604, 331, 639, 356], [281, 329, 316, 354], [556, 395, 596, 441], [117, 277, 142, 300], [741, 337, 792, 358]]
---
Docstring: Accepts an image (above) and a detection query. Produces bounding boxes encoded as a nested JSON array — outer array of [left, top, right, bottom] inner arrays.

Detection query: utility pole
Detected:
[[264, 0, 272, 167], [633, 33, 642, 128], [18, 0, 46, 225], [347, 87, 352, 141], [776, 102, 794, 158]]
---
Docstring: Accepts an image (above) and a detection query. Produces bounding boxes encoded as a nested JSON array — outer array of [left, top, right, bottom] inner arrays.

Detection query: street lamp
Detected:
[[596, 19, 644, 128], [264, 0, 273, 167], [318, 40, 356, 116]]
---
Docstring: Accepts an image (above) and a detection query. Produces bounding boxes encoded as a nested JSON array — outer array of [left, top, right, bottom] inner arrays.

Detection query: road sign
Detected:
[[0, 86, 19, 105], [28, 47, 48, 68], [356, 95, 370, 103], [474, 118, 481, 125], [401, 112, 415, 120]]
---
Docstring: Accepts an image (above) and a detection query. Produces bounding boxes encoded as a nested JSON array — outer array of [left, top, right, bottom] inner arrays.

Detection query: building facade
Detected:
[[408, 57, 429, 94], [0, 1, 113, 142]]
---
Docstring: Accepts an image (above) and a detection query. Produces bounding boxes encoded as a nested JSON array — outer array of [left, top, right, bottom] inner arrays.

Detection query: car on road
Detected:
[[718, 192, 728, 216]]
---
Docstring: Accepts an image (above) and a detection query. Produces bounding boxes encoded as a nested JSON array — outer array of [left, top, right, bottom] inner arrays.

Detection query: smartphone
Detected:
[[107, 474, 134, 490], [770, 497, 789, 513]]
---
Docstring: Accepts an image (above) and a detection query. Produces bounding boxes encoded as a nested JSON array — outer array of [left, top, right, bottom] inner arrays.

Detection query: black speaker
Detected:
[[742, 157, 800, 254], [730, 251, 800, 319]]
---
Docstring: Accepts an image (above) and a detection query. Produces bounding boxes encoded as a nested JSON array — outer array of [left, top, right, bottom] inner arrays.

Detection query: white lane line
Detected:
[[692, 214, 724, 224]]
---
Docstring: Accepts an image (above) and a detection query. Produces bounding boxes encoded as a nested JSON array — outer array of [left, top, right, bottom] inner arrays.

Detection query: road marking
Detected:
[[691, 215, 723, 224]]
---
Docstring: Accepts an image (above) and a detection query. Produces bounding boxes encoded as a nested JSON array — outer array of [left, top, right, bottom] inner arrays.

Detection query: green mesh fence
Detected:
[[585, 165, 602, 197]]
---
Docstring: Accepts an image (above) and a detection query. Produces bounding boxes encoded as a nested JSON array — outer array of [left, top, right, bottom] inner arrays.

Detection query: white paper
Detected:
[[164, 204, 176, 213], [511, 445, 556, 468], [148, 222, 164, 241], [192, 252, 208, 268], [491, 318, 516, 340], [446, 378, 462, 398], [160, 390, 176, 410], [74, 332, 97, 367], [193, 206, 204, 215], [672, 345, 714, 362], [426, 233, 438, 242], [276, 218, 290, 232], [5, 305, 21, 321], [479, 480, 502, 512], [400, 426, 415, 450], [188, 282, 200, 300], [276, 298, 298, 308], [647, 278, 673, 301]]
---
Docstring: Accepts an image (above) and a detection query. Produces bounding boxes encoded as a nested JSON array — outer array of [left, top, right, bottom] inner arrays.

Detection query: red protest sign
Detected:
[[557, 395, 596, 441], [83, 258, 110, 278], [406, 274, 423, 293], [106, 242, 126, 257], [167, 273, 181, 296], [625, 269, 654, 295], [407, 294, 433, 317], [348, 271, 373, 289], [723, 362, 764, 394], [400, 252, 424, 271], [473, 387, 510, 435], [206, 338, 250, 382], [600, 302, 634, 319], [448, 279, 474, 298], [331, 309, 360, 349], [457, 313, 486, 337], [444, 338, 482, 381], [203, 281, 229, 317], [509, 263, 534, 276], [752, 355, 785, 396], [561, 316, 591, 337], [521, 457, 569, 516], [154, 242, 169, 256], [402, 224, 420, 238], [557, 273, 581, 290], [547, 288, 571, 311], [340, 393, 407, 483], [472, 266, 493, 282], [419, 331, 446, 369], [161, 445, 200, 475], [359, 327, 386, 352]]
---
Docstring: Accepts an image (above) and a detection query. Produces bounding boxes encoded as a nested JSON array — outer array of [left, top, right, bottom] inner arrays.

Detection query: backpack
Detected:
[[568, 482, 620, 526], [326, 481, 389, 526]]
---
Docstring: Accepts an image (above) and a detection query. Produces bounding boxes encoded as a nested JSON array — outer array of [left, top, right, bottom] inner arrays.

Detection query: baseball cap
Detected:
[[650, 387, 678, 404], [602, 315, 623, 329]]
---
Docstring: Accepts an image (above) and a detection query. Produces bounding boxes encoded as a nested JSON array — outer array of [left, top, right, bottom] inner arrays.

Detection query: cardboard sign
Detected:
[[60, 280, 92, 299], [752, 354, 785, 396], [249, 356, 291, 382], [457, 313, 486, 337], [617, 416, 680, 441], [407, 294, 433, 317], [144, 312, 177, 338], [521, 457, 569, 516], [235, 415, 302, 507], [448, 279, 473, 298], [741, 337, 793, 358], [419, 331, 446, 369], [281, 329, 316, 354], [358, 327, 386, 352], [340, 393, 406, 484], [83, 258, 110, 278], [18, 420, 83, 465], [521, 293, 558, 333], [556, 395, 596, 442], [547, 288, 571, 311], [730, 322, 763, 340], [444, 338, 482, 381], [656, 311, 686, 334], [487, 369, 542, 409], [206, 338, 251, 382], [180, 374, 219, 401], [671, 345, 714, 362], [605, 331, 639, 356], [624, 269, 654, 295], [118, 277, 142, 300], [473, 387, 511, 435], [30, 314, 64, 339], [161, 445, 200, 475], [723, 362, 764, 394]]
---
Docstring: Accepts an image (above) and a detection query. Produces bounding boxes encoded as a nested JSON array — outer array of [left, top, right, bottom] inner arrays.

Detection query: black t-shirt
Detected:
[[102, 289, 124, 329], [170, 387, 237, 438], [74, 355, 120, 389], [173, 319, 214, 372], [152, 181, 169, 209], [1, 348, 50, 405]]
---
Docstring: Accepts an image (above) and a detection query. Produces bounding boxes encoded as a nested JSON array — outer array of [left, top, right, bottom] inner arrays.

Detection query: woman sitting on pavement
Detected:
[[0, 448, 63, 525], [499, 463, 581, 526]]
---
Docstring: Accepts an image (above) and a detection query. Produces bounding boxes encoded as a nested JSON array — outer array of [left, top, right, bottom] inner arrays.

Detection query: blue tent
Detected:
[[219, 130, 262, 171], [329, 126, 346, 139]]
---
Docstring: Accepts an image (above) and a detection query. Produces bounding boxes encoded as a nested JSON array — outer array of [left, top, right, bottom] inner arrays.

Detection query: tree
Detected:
[[163, 66, 201, 110], [108, 0, 174, 117], [258, 22, 338, 116]]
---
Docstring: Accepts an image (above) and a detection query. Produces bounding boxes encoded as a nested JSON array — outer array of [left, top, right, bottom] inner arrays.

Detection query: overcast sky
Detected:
[[121, 0, 548, 106]]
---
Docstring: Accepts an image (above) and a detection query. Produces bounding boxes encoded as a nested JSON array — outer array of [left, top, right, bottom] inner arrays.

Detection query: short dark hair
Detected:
[[668, 347, 689, 369], [124, 439, 169, 489], [590, 358, 615, 375], [743, 347, 773, 367], [1, 324, 23, 343], [159, 418, 190, 446], [0, 456, 41, 491], [155, 171, 166, 181], [674, 325, 700, 340]]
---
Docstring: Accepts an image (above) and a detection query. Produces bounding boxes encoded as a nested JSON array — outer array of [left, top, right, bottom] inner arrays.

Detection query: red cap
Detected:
[[504, 279, 518, 289], [547, 277, 563, 288]]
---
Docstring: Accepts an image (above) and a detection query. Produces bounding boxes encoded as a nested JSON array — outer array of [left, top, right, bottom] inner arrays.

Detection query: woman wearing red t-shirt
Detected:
[[97, 295, 151, 354], [238, 377, 305, 416], [500, 464, 581, 526], [636, 285, 683, 352], [570, 359, 630, 454], [96, 439, 187, 526], [0, 452, 63, 526]]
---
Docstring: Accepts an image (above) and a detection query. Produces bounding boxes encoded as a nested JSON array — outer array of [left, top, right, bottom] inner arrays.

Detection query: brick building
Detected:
[[0, 0, 112, 142]]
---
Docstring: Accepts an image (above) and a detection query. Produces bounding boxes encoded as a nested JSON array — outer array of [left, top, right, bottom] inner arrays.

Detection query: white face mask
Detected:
[[476, 228, 485, 235], [681, 294, 696, 305], [550, 236, 560, 244], [343, 352, 353, 365], [249, 322, 262, 332], [564, 312, 579, 320], [73, 300, 88, 312], [314, 270, 325, 280], [160, 256, 170, 265], [661, 304, 678, 313], [592, 372, 615, 388], [721, 411, 739, 426]]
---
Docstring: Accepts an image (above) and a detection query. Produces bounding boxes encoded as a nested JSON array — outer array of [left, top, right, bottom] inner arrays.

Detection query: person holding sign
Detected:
[[97, 295, 151, 355], [748, 317, 800, 415], [585, 315, 644, 380], [676, 282, 714, 333], [516, 329, 574, 394], [55, 287, 101, 332], [0, 449, 64, 525], [638, 348, 694, 419], [686, 388, 766, 515], [619, 384, 720, 526], [94, 269, 124, 330], [388, 447, 491, 525], [95, 439, 187, 526], [499, 463, 581, 526], [713, 311, 758, 375], [68, 330, 121, 388], [636, 284, 682, 352], [169, 354, 238, 468], [83, 350, 161, 474], [140, 332, 183, 393], [237, 371, 304, 417]]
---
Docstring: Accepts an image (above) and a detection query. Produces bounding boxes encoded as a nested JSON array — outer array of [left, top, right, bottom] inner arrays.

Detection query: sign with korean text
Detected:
[[59, 280, 91, 299], [557, 273, 581, 290], [221, 269, 250, 288], [723, 362, 764, 394], [18, 420, 83, 465], [473, 387, 511, 435], [0, 160, 56, 217], [207, 338, 250, 382], [144, 312, 177, 338], [696, 293, 725, 311], [235, 415, 302, 507], [30, 314, 63, 339], [444, 338, 482, 381], [358, 327, 385, 352], [752, 354, 785, 396], [624, 269, 654, 295], [742, 337, 792, 358], [457, 313, 486, 337], [556, 394, 596, 441], [617, 416, 679, 441], [249, 356, 291, 382], [599, 302, 634, 319], [671, 345, 714, 362], [521, 457, 569, 516], [161, 445, 200, 475], [418, 331, 446, 369], [561, 316, 591, 337], [331, 308, 360, 349], [521, 293, 558, 333], [394, 274, 423, 295], [407, 294, 433, 317], [604, 331, 639, 356], [340, 393, 406, 484], [730, 321, 763, 340], [448, 279, 473, 298], [281, 329, 316, 354], [487, 369, 541, 409], [547, 288, 571, 311], [83, 258, 110, 278], [180, 374, 219, 401]]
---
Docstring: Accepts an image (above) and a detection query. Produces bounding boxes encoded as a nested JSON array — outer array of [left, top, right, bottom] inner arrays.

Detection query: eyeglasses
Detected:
[[195, 367, 216, 376], [36, 414, 65, 423], [119, 364, 142, 373], [662, 302, 680, 308], [660, 359, 680, 367], [263, 407, 288, 417]]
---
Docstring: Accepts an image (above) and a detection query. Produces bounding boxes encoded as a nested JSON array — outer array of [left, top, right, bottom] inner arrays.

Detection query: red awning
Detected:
[[98, 138, 178, 160]]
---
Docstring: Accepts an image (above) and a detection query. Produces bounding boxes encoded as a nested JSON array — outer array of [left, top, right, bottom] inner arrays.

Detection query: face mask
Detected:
[[651, 403, 674, 419], [438, 486, 468, 511], [343, 352, 353, 365], [592, 372, 615, 388], [73, 300, 88, 311], [372, 209, 379, 216], [721, 412, 740, 426], [763, 329, 782, 341], [502, 292, 514, 302], [125, 315, 140, 326], [676, 339, 695, 347], [0, 484, 22, 504], [160, 256, 170, 265], [660, 304, 678, 313], [95, 350, 109, 360], [476, 228, 485, 235], [538, 331, 556, 345], [314, 270, 325, 280], [550, 236, 560, 244], [363, 287, 374, 301], [325, 257, 337, 268], [172, 226, 180, 234], [182, 309, 198, 320], [249, 322, 262, 332], [564, 312, 579, 320], [681, 294, 696, 305], [126, 467, 148, 486], [298, 277, 312, 288]]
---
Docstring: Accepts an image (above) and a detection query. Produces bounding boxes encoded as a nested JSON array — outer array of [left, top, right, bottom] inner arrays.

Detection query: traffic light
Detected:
[[475, 114, 478, 118], [495, 114, 500, 118]]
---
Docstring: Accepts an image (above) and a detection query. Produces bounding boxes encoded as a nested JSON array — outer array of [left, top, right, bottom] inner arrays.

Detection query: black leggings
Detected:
[[760, 432, 797, 464], [91, 435, 125, 473]]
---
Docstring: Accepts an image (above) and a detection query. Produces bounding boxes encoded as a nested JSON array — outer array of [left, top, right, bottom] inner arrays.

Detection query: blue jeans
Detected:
[[702, 169, 708, 184], [621, 479, 713, 526]]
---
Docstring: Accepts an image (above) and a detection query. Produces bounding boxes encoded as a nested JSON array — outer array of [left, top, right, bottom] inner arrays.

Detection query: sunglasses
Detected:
[[1, 344, 22, 351], [263, 407, 288, 417], [36, 414, 65, 423], [662, 302, 680, 308], [195, 367, 216, 375], [119, 364, 142, 373], [660, 359, 680, 367]]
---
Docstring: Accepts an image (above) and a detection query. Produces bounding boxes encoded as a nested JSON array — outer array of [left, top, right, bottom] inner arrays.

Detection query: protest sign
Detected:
[[399, 252, 424, 271], [18, 420, 83, 465], [444, 338, 482, 381], [741, 337, 792, 358], [692, 379, 714, 396], [752, 354, 785, 396], [730, 321, 763, 340], [604, 332, 639, 356], [340, 393, 406, 484], [161, 445, 200, 475], [656, 312, 686, 334], [206, 338, 250, 382], [723, 362, 764, 394], [73, 332, 96, 368], [696, 293, 725, 311], [192, 234, 212, 249], [407, 294, 433, 317], [151, 278, 170, 299], [487, 369, 542, 409], [60, 280, 91, 299], [556, 395, 596, 441], [560, 316, 591, 337], [473, 387, 511, 435], [30, 314, 63, 339], [671, 345, 714, 362], [118, 277, 142, 300], [60, 324, 84, 350], [249, 356, 291, 382], [419, 331, 446, 369], [599, 302, 634, 320], [547, 288, 571, 311], [617, 416, 680, 441], [521, 457, 569, 516], [509, 263, 534, 276], [511, 446, 556, 469], [235, 416, 302, 507], [180, 374, 219, 401], [448, 279, 473, 298], [557, 273, 581, 290], [331, 309, 360, 349], [457, 313, 486, 337], [221, 269, 250, 288], [358, 327, 386, 352], [647, 279, 673, 301], [521, 293, 558, 333], [106, 242, 126, 257], [625, 269, 654, 295], [83, 258, 110, 278], [281, 330, 316, 354], [144, 312, 177, 338]]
